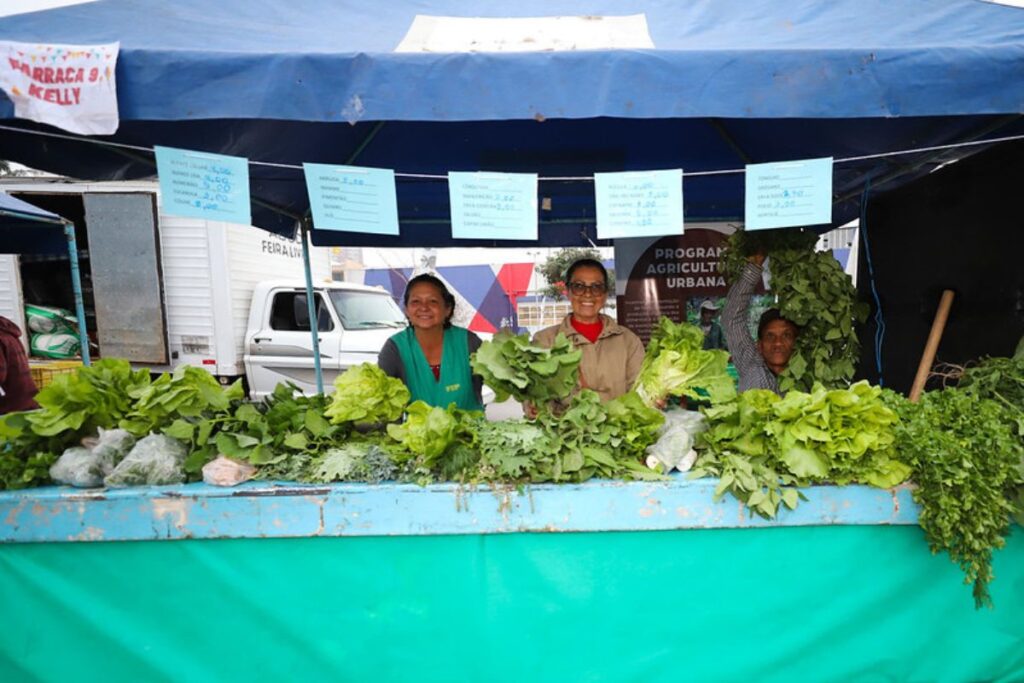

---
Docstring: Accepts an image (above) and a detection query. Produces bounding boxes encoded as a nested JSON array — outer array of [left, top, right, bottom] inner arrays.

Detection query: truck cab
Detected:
[[244, 280, 407, 399]]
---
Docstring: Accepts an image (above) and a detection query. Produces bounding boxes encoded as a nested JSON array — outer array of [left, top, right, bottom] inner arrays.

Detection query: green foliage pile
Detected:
[[471, 330, 581, 405], [386, 401, 477, 466], [121, 365, 244, 436], [256, 438, 400, 485], [633, 317, 735, 406], [692, 381, 909, 519], [27, 358, 151, 437], [324, 363, 410, 425], [886, 388, 1023, 608], [470, 390, 664, 484], [0, 359, 242, 489], [957, 349, 1024, 527], [721, 228, 868, 392], [167, 382, 345, 474]]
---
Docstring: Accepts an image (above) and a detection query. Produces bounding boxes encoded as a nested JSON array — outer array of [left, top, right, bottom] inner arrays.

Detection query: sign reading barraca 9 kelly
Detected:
[[615, 224, 763, 344], [0, 40, 120, 135]]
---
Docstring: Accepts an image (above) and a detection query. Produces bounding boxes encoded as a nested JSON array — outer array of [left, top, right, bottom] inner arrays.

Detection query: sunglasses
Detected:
[[567, 281, 608, 296]]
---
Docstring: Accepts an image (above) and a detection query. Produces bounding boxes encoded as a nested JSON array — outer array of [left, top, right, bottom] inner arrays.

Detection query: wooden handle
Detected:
[[909, 289, 955, 403]]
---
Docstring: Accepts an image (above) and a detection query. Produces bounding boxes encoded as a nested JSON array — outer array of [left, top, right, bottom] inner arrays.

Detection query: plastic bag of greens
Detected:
[[50, 446, 107, 488], [49, 427, 136, 488], [92, 428, 135, 465], [104, 434, 187, 487], [646, 408, 707, 473]]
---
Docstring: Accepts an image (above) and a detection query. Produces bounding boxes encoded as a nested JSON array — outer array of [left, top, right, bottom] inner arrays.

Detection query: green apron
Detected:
[[390, 326, 482, 411]]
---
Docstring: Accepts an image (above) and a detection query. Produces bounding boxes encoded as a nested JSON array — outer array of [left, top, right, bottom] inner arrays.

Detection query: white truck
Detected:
[[0, 179, 407, 399]]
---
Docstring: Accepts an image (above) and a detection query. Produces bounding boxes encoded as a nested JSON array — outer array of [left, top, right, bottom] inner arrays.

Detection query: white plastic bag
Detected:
[[202, 456, 257, 487], [646, 408, 707, 473]]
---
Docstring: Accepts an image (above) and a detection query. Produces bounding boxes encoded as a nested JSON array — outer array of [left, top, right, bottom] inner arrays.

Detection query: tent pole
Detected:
[[63, 222, 90, 366], [298, 218, 324, 394]]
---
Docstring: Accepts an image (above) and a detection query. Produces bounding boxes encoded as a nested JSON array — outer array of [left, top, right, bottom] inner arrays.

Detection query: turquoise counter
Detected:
[[0, 476, 917, 542], [1, 479, 1022, 682]]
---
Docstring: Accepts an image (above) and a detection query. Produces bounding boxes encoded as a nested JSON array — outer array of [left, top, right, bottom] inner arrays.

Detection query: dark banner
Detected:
[[614, 224, 736, 343]]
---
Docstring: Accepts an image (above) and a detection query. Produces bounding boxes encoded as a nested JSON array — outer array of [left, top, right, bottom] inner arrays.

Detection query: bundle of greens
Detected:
[[954, 346, 1024, 527], [167, 382, 345, 474], [767, 381, 908, 486], [0, 359, 246, 489], [324, 363, 410, 425], [887, 388, 1023, 608], [26, 358, 152, 437], [1, 360, 150, 489], [469, 390, 663, 484], [693, 381, 910, 518], [120, 365, 244, 436], [256, 435, 401, 485], [721, 228, 868, 392], [0, 412, 64, 489], [308, 441, 399, 484], [472, 418, 555, 481], [633, 317, 735, 406], [470, 330, 581, 405], [386, 401, 476, 465]]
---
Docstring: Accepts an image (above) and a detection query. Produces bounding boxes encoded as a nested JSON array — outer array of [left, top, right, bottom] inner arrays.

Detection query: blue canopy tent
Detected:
[[2, 4, 1024, 680], [0, 190, 90, 364], [0, 0, 1021, 247], [1, 0, 1022, 391]]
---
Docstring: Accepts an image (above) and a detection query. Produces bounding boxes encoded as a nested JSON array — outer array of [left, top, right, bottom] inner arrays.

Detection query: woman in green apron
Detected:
[[378, 274, 484, 411]]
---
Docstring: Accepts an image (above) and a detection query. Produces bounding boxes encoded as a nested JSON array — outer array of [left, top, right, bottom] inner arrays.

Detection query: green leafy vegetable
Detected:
[[633, 317, 736, 406], [324, 363, 410, 425], [471, 330, 581, 404], [693, 381, 909, 519], [721, 228, 868, 392], [386, 401, 469, 464], [474, 390, 664, 483], [27, 358, 151, 437], [888, 388, 1023, 608], [120, 365, 243, 436], [179, 383, 344, 474]]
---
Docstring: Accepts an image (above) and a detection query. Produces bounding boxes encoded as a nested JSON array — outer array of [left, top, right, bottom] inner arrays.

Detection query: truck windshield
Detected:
[[328, 290, 407, 329]]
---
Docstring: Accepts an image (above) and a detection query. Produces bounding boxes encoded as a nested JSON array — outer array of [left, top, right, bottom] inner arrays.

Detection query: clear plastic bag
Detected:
[[92, 428, 135, 465], [50, 446, 107, 488], [646, 408, 707, 473], [49, 427, 137, 488], [104, 434, 187, 487]]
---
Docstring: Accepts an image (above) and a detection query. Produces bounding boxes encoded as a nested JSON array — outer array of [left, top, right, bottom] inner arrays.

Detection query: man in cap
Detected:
[[699, 299, 727, 351]]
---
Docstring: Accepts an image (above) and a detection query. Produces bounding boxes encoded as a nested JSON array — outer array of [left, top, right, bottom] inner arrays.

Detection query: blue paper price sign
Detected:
[[448, 172, 538, 241], [594, 169, 683, 239], [303, 163, 399, 235], [154, 146, 251, 225], [744, 157, 833, 231]]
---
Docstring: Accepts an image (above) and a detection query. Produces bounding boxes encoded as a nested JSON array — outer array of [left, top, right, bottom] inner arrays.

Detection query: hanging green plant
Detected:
[[721, 228, 868, 392]]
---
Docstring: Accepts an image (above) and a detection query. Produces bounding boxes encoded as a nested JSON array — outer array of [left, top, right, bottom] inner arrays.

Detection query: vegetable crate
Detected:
[[29, 360, 83, 390]]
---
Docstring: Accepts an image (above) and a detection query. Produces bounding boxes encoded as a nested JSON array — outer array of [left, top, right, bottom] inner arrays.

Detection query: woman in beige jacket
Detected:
[[528, 259, 645, 413]]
